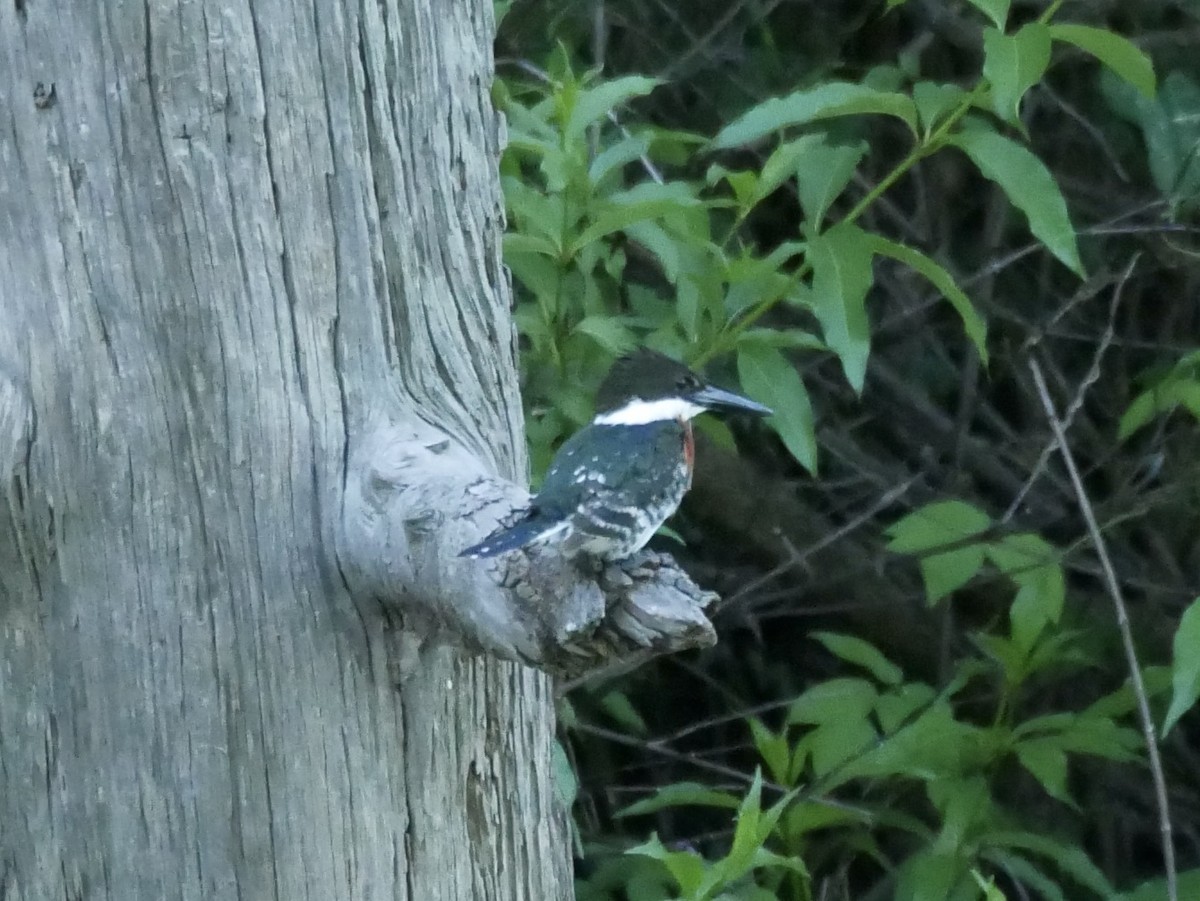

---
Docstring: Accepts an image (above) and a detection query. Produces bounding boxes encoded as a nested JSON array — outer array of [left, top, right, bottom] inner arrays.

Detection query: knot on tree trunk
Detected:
[[338, 416, 717, 679]]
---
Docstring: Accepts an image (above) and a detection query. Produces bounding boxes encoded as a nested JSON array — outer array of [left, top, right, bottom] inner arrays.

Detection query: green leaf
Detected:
[[950, 122, 1084, 275], [552, 740, 578, 807], [565, 75, 661, 142], [1118, 378, 1200, 438], [809, 716, 878, 776], [616, 782, 742, 818], [896, 850, 964, 901], [1120, 867, 1200, 901], [983, 23, 1052, 124], [1049, 24, 1156, 98], [749, 718, 793, 785], [724, 250, 798, 318], [1102, 70, 1200, 214], [1015, 739, 1074, 806], [736, 341, 819, 473], [983, 852, 1066, 901], [736, 327, 825, 351], [1163, 596, 1200, 736], [627, 833, 707, 896], [721, 769, 766, 886], [1014, 713, 1141, 762], [713, 82, 918, 148], [929, 776, 991, 851], [599, 688, 649, 735], [866, 235, 988, 363], [972, 869, 1008, 901], [808, 223, 874, 392], [887, 501, 992, 603], [965, 0, 1010, 29], [787, 677, 877, 725], [987, 533, 1064, 653], [570, 182, 701, 253], [986, 832, 1115, 897], [573, 316, 637, 355], [812, 631, 904, 685], [913, 81, 968, 135], [772, 133, 869, 229], [589, 133, 653, 185], [874, 681, 937, 734], [886, 501, 992, 554]]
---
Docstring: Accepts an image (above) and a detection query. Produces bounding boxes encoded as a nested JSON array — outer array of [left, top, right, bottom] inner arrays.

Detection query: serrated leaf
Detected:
[[1050, 24, 1156, 98], [812, 631, 904, 685], [777, 133, 869, 229], [950, 122, 1083, 275], [616, 782, 741, 818], [1163, 596, 1200, 736], [736, 342, 818, 473], [1015, 740, 1074, 806], [913, 81, 968, 134], [570, 182, 701, 253], [808, 223, 874, 392], [566, 75, 661, 141], [887, 500, 992, 552], [713, 82, 917, 148], [965, 0, 1010, 29], [866, 235, 987, 363], [888, 500, 991, 603], [983, 23, 1052, 124]]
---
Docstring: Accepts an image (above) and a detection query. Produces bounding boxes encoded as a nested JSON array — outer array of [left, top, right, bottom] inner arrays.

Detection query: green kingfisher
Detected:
[[460, 349, 772, 562]]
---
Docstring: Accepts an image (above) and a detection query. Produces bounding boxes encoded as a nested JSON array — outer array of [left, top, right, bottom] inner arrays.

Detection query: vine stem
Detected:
[[696, 83, 984, 367], [1028, 358, 1177, 901], [699, 0, 1069, 368]]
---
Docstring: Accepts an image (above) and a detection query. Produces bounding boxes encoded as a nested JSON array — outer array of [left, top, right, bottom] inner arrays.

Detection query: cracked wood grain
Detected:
[[0, 0, 570, 898]]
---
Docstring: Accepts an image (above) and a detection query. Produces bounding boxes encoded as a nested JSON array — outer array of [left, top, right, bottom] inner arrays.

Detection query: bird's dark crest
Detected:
[[596, 349, 701, 413]]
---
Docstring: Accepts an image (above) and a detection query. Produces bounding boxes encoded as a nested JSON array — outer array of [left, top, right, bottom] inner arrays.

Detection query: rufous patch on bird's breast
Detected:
[[681, 419, 695, 483]]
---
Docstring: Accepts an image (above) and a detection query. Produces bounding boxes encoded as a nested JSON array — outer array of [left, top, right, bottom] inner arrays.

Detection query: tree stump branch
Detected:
[[339, 415, 717, 678]]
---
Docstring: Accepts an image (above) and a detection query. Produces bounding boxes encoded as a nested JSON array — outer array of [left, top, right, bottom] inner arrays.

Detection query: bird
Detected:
[[460, 349, 772, 562]]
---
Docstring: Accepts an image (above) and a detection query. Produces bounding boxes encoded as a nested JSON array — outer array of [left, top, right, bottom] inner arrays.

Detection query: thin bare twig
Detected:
[[1003, 255, 1138, 523], [721, 475, 920, 610], [1028, 358, 1177, 901]]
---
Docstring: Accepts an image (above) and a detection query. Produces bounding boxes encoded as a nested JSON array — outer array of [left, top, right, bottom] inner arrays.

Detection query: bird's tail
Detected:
[[458, 509, 570, 558]]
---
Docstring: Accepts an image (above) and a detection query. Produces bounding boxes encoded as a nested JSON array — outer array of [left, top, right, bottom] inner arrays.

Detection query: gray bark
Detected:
[[0, 1, 571, 898], [0, 0, 718, 897]]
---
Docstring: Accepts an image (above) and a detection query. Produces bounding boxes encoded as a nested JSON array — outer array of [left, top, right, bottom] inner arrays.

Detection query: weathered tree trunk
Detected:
[[0, 1, 574, 897]]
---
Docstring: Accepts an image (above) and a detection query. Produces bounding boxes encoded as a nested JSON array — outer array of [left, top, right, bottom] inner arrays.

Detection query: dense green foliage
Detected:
[[496, 1, 1200, 898]]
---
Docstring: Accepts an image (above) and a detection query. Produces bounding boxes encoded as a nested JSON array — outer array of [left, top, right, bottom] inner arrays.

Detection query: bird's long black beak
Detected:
[[690, 384, 773, 416]]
